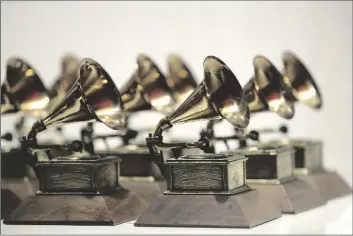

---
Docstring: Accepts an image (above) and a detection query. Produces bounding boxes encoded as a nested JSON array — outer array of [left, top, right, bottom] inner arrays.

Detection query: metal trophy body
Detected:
[[80, 54, 198, 204], [37, 54, 81, 156], [164, 54, 201, 157], [103, 54, 175, 181], [134, 56, 282, 228], [261, 51, 352, 201], [3, 58, 148, 226], [1, 58, 50, 219], [203, 55, 326, 214]]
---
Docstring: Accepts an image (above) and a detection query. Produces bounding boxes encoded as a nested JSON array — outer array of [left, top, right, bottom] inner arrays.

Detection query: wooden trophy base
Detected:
[[1, 148, 28, 178], [1, 178, 38, 219], [119, 180, 167, 203], [1, 146, 37, 219], [261, 139, 351, 200], [3, 155, 150, 225], [248, 178, 327, 214], [3, 189, 149, 225], [134, 189, 281, 228], [135, 153, 282, 228], [298, 169, 352, 201]]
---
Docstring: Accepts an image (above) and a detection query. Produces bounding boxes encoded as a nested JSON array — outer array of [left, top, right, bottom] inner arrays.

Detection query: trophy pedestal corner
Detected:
[[1, 189, 23, 220], [3, 189, 149, 225], [134, 189, 282, 228], [3, 156, 150, 225], [1, 178, 38, 219], [299, 170, 352, 201], [249, 178, 327, 214]]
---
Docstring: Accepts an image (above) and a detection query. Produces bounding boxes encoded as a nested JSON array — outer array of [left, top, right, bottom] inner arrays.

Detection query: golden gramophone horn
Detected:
[[31, 58, 125, 136], [1, 83, 19, 115], [120, 54, 176, 114], [166, 53, 198, 104], [243, 55, 294, 119], [4, 57, 50, 118], [153, 55, 249, 137], [281, 51, 322, 109], [47, 54, 80, 111]]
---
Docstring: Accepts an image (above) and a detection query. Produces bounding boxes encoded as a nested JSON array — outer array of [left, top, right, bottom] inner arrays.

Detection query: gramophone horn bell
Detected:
[[47, 54, 80, 112], [120, 54, 176, 115], [243, 55, 295, 119], [4, 57, 50, 118], [166, 53, 198, 105], [282, 51, 322, 109], [41, 58, 126, 130], [135, 54, 176, 115], [79, 58, 126, 130], [1, 83, 18, 115], [167, 55, 250, 129]]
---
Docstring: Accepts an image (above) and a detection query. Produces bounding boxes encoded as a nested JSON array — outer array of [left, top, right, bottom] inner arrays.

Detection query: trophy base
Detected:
[[1, 147, 38, 219], [1, 189, 22, 220], [119, 179, 167, 203], [3, 189, 149, 226], [248, 178, 326, 214], [1, 178, 38, 219], [299, 169, 352, 201], [134, 189, 281, 228], [1, 148, 28, 178]]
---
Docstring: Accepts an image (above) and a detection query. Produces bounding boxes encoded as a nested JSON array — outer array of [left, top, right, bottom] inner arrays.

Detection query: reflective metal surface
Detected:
[[120, 54, 176, 115], [160, 55, 250, 130], [1, 83, 18, 115], [4, 57, 50, 118], [40, 58, 126, 130], [243, 55, 294, 119], [47, 54, 80, 112], [136, 54, 176, 115], [119, 70, 149, 113], [281, 51, 322, 109], [166, 54, 198, 106]]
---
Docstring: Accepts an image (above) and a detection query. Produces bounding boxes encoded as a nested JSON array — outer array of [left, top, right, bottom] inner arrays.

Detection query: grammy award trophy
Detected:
[[80, 53, 198, 203], [3, 58, 148, 225], [134, 55, 282, 228], [1, 58, 50, 219], [261, 51, 352, 201], [202, 55, 326, 214]]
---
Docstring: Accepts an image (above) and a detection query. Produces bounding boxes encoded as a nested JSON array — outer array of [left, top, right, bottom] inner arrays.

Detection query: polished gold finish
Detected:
[[243, 55, 294, 119], [166, 54, 198, 105], [281, 51, 322, 109], [1, 83, 18, 115], [153, 55, 250, 139], [120, 54, 175, 115], [47, 54, 80, 112], [3, 57, 50, 118], [39, 58, 126, 131]]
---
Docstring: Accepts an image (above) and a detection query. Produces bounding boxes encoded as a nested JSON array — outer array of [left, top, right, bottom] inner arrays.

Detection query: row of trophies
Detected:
[[1, 52, 351, 228]]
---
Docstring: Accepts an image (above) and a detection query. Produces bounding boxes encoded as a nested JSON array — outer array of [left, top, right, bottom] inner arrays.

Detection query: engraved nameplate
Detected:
[[165, 154, 249, 195], [228, 161, 244, 190]]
